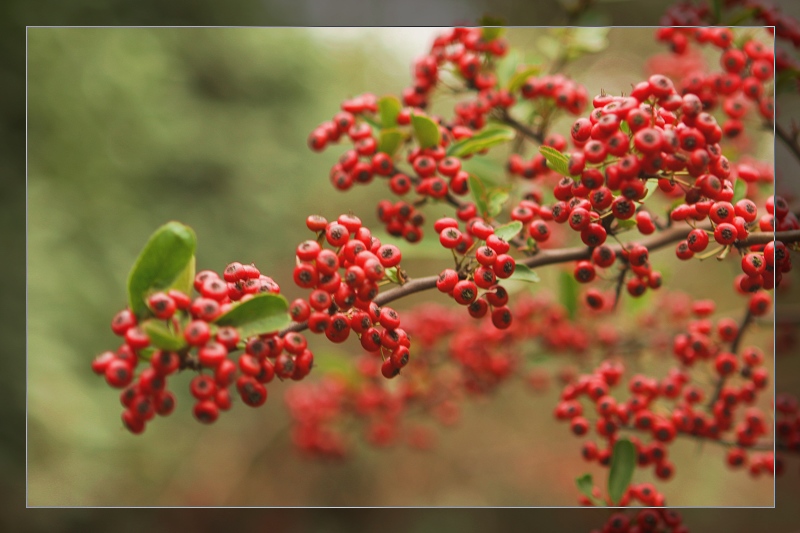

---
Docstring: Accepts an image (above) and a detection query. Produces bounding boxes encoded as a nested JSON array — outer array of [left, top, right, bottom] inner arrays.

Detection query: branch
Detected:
[[498, 109, 545, 144], [707, 308, 754, 411], [278, 227, 798, 337]]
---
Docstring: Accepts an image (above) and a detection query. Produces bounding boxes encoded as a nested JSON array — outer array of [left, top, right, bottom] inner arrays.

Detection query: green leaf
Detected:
[[487, 189, 509, 218], [732, 178, 748, 203], [539, 145, 572, 177], [576, 473, 605, 507], [559, 270, 579, 320], [494, 221, 523, 242], [127, 222, 197, 318], [608, 438, 636, 506], [711, 0, 722, 23], [378, 95, 402, 129], [169, 255, 196, 296], [615, 219, 637, 231], [141, 319, 187, 351], [469, 174, 489, 219], [462, 157, 502, 188], [411, 113, 441, 149], [385, 266, 400, 284], [378, 128, 404, 156], [640, 179, 659, 204], [507, 66, 542, 93], [213, 293, 291, 338], [509, 264, 540, 284], [619, 120, 631, 135], [446, 125, 516, 158]]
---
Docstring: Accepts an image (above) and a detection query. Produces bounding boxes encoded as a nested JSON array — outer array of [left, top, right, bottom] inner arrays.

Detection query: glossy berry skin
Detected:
[[453, 280, 478, 305]]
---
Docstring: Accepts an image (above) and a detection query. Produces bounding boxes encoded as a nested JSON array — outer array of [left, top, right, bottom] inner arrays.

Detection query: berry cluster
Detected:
[[519, 73, 589, 116], [92, 263, 288, 433], [556, 296, 775, 481], [291, 214, 411, 379], [433, 216, 516, 329]]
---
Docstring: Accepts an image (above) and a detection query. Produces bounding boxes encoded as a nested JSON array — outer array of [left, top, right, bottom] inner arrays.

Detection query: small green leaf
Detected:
[[469, 174, 489, 219], [214, 293, 290, 338], [385, 267, 400, 284], [360, 115, 381, 130], [576, 473, 605, 506], [378, 128, 404, 156], [608, 438, 636, 506], [494, 221, 523, 242], [619, 121, 631, 135], [141, 319, 187, 351], [732, 178, 748, 203], [411, 113, 441, 149], [559, 270, 579, 320], [510, 264, 540, 284], [462, 157, 502, 188], [378, 95, 402, 129], [640, 179, 659, 204], [487, 189, 509, 218], [507, 66, 542, 93], [711, 0, 722, 23], [446, 125, 516, 158], [127, 222, 197, 318], [539, 145, 572, 177], [615, 219, 637, 231]]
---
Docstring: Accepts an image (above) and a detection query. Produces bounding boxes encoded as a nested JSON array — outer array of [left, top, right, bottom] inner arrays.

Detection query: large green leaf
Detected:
[[446, 125, 516, 158], [559, 270, 579, 320], [213, 293, 290, 338], [127, 222, 197, 318], [539, 146, 572, 177], [378, 128, 404, 156], [494, 221, 522, 242], [576, 473, 605, 507], [509, 264, 540, 284], [169, 255, 196, 296], [608, 438, 636, 505], [378, 95, 402, 128], [411, 113, 441, 149], [141, 319, 187, 351]]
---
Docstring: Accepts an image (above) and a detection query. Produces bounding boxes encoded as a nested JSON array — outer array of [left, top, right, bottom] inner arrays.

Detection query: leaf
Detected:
[[462, 157, 502, 188], [619, 121, 631, 135], [507, 66, 542, 93], [378, 95, 402, 129], [141, 319, 187, 351], [411, 113, 441, 149], [559, 270, 579, 320], [127, 222, 197, 318], [487, 189, 510, 218], [509, 264, 540, 284], [615, 219, 637, 231], [711, 0, 722, 23], [213, 293, 291, 339], [539, 145, 572, 177], [446, 125, 516, 158], [576, 473, 605, 507], [732, 178, 748, 203], [608, 438, 636, 506], [378, 128, 404, 156], [469, 174, 489, 219], [640, 179, 659, 203], [385, 267, 400, 284], [494, 221, 522, 242], [169, 255, 196, 296]]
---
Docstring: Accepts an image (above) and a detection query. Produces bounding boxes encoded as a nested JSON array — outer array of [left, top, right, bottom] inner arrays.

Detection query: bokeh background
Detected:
[[25, 24, 782, 507]]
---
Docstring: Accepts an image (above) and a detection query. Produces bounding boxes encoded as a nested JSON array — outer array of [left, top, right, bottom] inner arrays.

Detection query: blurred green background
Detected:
[[3, 0, 799, 529], [24, 25, 785, 509]]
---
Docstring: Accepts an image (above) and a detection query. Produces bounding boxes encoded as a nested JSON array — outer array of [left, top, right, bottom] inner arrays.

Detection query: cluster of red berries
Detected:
[[91, 262, 289, 433], [433, 216, 516, 329], [654, 27, 775, 124], [520, 73, 589, 115], [404, 26, 510, 110], [290, 213, 410, 379], [556, 295, 775, 481], [590, 507, 686, 533]]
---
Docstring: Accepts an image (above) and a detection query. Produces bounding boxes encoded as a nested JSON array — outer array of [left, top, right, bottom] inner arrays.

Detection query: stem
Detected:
[[707, 308, 754, 410], [278, 227, 799, 338], [776, 122, 800, 163], [498, 109, 545, 144]]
